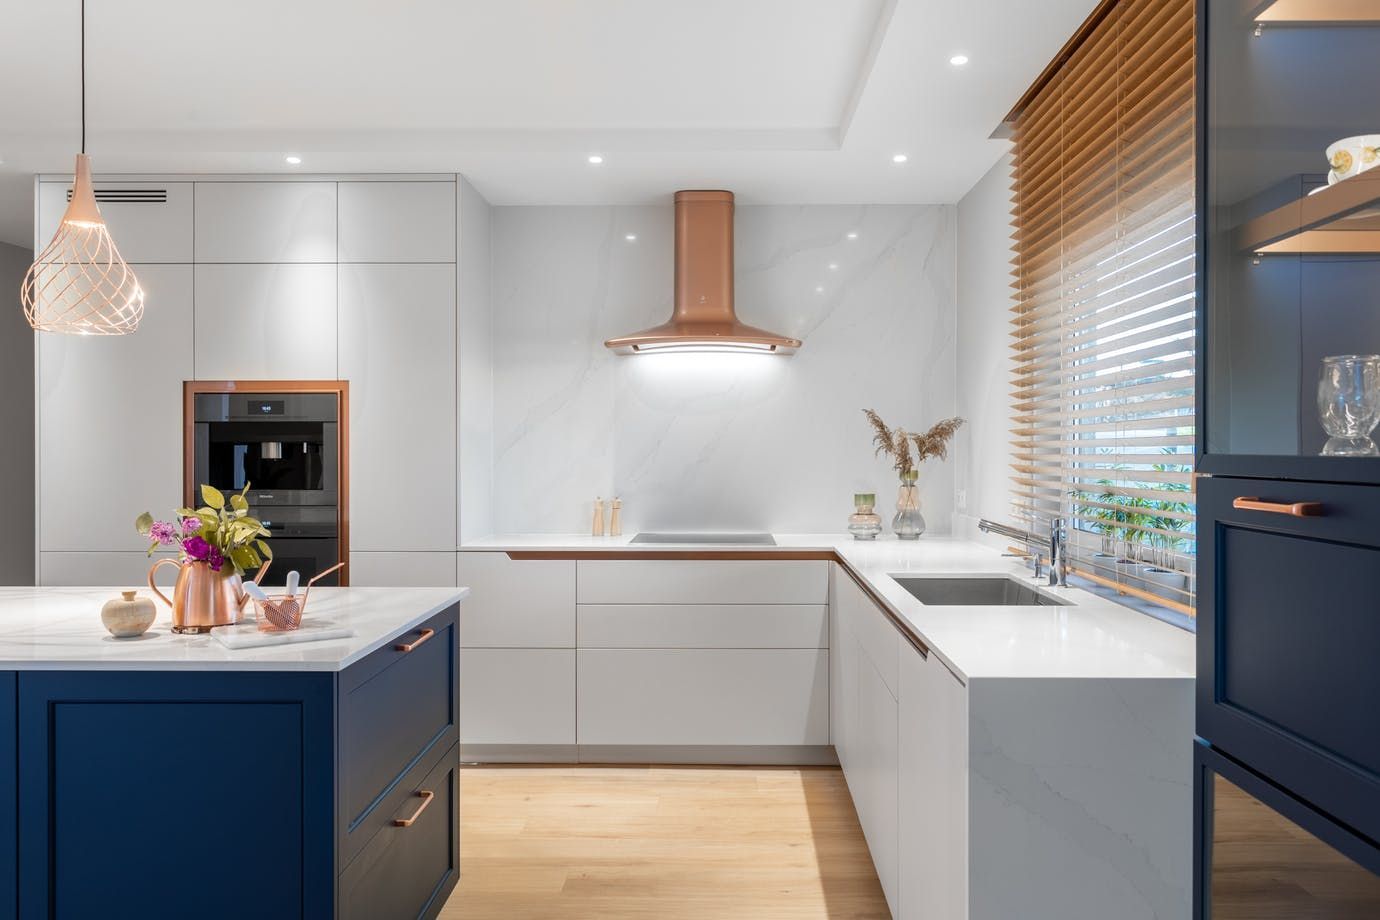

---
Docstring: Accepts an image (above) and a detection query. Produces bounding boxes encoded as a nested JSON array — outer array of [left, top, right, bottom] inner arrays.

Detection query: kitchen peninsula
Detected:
[[0, 586, 466, 920]]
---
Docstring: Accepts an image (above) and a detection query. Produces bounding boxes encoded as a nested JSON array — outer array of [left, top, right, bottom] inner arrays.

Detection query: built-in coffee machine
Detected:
[[191, 389, 343, 586]]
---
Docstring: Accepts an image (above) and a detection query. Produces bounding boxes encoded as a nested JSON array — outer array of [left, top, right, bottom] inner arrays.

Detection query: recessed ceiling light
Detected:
[[828, 262, 839, 271], [284, 155, 302, 165], [588, 154, 604, 165], [892, 153, 908, 164], [846, 231, 858, 240], [949, 54, 969, 66], [624, 233, 637, 241], [815, 285, 825, 294]]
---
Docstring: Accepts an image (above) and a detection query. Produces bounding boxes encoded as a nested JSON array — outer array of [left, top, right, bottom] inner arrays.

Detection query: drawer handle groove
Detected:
[[395, 627, 435, 653], [1232, 497, 1325, 517], [392, 789, 434, 827]]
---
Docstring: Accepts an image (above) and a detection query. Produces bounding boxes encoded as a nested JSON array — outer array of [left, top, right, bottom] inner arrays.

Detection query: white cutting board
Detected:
[[210, 619, 354, 649]]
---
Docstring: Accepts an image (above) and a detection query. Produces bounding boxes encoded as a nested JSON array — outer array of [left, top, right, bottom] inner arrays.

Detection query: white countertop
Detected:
[[462, 534, 1195, 682], [0, 586, 468, 671]]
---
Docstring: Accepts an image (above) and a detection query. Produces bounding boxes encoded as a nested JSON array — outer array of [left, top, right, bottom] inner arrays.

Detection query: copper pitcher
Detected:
[[148, 558, 271, 634]]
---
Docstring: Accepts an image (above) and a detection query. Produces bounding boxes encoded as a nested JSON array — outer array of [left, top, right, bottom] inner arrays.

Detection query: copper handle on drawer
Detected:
[[1232, 497, 1325, 517], [392, 790, 434, 827], [394, 627, 435, 653]]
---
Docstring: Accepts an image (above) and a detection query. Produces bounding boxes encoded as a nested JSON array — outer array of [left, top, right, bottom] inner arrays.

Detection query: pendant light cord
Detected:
[[80, 0, 86, 154]]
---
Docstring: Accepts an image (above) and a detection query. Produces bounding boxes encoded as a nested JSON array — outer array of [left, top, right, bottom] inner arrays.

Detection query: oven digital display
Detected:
[[253, 400, 285, 415]]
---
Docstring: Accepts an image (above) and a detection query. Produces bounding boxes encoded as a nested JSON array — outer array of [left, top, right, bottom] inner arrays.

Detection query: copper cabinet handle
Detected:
[[1232, 497, 1325, 517], [392, 790, 434, 827], [395, 627, 435, 653]]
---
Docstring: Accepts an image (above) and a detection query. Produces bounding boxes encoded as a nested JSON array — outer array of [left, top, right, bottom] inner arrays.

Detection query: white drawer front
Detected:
[[838, 567, 899, 698], [457, 552, 575, 648], [578, 604, 827, 649], [577, 649, 829, 746], [576, 559, 828, 605], [458, 648, 575, 745]]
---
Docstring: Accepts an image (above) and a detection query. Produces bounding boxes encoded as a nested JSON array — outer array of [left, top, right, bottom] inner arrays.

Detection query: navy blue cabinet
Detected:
[[7, 602, 458, 919], [1, 672, 15, 920]]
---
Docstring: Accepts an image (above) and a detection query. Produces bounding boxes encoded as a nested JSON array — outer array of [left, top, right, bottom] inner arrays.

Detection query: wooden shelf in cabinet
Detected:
[[1255, 0, 1380, 25], [1238, 170, 1380, 254]]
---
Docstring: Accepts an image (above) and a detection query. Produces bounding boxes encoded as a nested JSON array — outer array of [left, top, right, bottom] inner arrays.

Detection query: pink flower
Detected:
[[149, 521, 178, 545], [182, 516, 202, 533]]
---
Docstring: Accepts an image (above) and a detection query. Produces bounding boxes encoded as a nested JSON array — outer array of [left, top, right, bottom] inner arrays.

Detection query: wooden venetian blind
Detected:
[[1008, 0, 1197, 613]]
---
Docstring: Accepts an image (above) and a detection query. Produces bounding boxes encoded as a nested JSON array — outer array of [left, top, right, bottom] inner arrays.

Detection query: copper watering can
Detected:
[[148, 558, 272, 634]]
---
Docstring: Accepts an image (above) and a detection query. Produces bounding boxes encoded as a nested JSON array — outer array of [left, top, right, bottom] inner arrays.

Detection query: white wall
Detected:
[[490, 204, 957, 534], [457, 177, 495, 543], [955, 153, 1015, 545]]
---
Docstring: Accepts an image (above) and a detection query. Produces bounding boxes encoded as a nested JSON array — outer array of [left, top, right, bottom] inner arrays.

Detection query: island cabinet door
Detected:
[[0, 672, 14, 920], [16, 670, 336, 920]]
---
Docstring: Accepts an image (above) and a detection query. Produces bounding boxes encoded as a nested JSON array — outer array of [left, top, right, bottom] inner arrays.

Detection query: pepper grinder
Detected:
[[592, 497, 606, 536], [608, 497, 622, 537]]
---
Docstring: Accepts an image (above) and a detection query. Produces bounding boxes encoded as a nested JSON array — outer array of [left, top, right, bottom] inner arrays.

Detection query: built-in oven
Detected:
[[193, 391, 341, 586], [1196, 742, 1380, 919]]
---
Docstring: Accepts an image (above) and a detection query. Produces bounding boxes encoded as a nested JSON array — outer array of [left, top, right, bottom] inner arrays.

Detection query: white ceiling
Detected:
[[0, 0, 1097, 247]]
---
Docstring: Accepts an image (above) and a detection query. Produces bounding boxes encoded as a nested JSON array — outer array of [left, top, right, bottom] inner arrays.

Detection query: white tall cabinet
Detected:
[[34, 174, 474, 587]]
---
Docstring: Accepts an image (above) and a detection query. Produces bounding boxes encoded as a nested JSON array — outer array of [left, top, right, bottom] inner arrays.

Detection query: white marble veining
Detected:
[[461, 534, 1195, 681], [969, 678, 1194, 920], [490, 204, 957, 534], [0, 586, 467, 671]]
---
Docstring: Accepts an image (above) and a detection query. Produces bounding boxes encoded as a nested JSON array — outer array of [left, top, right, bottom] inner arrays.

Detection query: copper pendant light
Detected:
[[21, 0, 144, 336], [604, 191, 800, 355]]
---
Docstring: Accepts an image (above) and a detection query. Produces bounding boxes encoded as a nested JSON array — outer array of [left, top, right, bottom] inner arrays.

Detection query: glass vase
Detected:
[[892, 474, 926, 540], [848, 493, 883, 540], [1317, 354, 1380, 457]]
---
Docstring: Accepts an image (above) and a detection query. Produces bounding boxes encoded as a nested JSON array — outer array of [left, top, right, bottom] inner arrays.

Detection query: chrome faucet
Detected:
[[1048, 517, 1068, 588]]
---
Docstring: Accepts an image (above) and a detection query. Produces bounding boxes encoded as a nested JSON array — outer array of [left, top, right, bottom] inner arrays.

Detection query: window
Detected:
[[1007, 0, 1197, 616]]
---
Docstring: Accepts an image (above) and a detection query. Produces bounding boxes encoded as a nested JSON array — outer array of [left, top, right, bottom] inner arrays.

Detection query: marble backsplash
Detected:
[[490, 203, 957, 535]]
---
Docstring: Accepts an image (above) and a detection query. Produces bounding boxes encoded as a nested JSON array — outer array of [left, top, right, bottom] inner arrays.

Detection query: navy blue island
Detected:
[[0, 585, 467, 920]]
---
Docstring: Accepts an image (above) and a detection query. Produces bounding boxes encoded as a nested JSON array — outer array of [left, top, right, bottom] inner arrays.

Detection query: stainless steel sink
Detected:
[[630, 532, 776, 546], [892, 575, 1069, 607]]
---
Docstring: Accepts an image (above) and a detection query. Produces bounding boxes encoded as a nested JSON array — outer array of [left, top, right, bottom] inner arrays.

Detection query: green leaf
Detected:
[[134, 512, 154, 535], [200, 484, 225, 510], [230, 493, 248, 512], [256, 540, 273, 560]]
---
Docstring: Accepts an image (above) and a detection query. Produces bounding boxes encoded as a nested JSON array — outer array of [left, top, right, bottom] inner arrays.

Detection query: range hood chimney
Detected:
[[604, 190, 801, 355]]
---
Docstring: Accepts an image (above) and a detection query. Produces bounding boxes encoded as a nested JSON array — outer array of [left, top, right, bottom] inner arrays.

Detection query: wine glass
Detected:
[[1317, 355, 1380, 457]]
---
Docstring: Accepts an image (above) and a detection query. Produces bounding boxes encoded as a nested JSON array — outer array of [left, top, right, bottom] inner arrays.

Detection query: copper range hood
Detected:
[[604, 190, 801, 355]]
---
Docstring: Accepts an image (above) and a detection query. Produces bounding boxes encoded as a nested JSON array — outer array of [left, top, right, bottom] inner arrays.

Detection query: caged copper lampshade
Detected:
[[20, 0, 144, 336], [22, 154, 144, 335]]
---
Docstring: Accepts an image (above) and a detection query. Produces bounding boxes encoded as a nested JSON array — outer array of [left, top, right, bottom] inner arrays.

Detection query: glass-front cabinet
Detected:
[[1203, 0, 1380, 478], [1197, 4, 1380, 916]]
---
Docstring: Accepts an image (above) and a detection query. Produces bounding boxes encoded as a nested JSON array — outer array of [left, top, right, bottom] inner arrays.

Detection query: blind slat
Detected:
[[1010, 0, 1197, 614]]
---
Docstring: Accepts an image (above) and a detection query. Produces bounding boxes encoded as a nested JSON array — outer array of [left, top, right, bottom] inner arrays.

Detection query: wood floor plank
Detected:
[[440, 764, 891, 920]]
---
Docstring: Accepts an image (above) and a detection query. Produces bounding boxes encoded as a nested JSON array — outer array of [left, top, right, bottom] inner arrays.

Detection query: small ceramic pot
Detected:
[[101, 590, 157, 638]]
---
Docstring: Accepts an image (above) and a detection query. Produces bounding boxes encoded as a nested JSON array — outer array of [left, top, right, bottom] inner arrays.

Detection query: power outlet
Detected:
[[956, 489, 968, 512]]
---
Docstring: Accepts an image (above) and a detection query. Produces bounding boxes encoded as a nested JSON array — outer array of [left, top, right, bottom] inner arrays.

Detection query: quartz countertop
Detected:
[[462, 534, 1195, 682], [0, 586, 468, 671]]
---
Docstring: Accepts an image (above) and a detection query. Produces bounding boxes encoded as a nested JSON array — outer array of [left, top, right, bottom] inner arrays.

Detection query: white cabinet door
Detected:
[[348, 552, 456, 587], [577, 559, 829, 604], [456, 553, 575, 648], [840, 568, 899, 697], [193, 264, 337, 379], [899, 648, 968, 920], [337, 181, 456, 263], [577, 649, 829, 746], [458, 648, 576, 745], [857, 653, 900, 916], [40, 551, 178, 588], [577, 604, 827, 649], [338, 263, 455, 551], [37, 265, 193, 555], [37, 181, 193, 263], [194, 182, 337, 263]]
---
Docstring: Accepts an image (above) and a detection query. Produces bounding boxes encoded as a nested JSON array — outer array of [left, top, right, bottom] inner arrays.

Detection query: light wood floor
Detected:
[[439, 764, 891, 919]]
